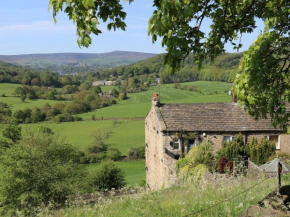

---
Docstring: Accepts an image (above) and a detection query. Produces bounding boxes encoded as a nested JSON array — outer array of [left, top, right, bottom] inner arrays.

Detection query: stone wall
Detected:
[[145, 104, 166, 191], [145, 104, 179, 191]]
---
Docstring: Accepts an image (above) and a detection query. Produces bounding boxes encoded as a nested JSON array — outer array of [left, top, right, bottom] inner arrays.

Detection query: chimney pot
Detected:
[[152, 93, 160, 106]]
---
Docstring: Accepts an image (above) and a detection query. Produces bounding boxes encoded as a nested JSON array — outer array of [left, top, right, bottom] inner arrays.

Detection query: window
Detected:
[[170, 139, 179, 150], [223, 136, 235, 143], [267, 135, 280, 149]]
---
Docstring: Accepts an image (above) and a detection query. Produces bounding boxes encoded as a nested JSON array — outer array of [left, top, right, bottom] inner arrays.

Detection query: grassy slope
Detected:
[[50, 176, 287, 217]]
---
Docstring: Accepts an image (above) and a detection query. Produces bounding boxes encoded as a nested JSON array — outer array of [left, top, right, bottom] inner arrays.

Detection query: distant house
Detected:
[[105, 81, 114, 86], [145, 94, 290, 191], [98, 92, 113, 98], [92, 80, 105, 86]]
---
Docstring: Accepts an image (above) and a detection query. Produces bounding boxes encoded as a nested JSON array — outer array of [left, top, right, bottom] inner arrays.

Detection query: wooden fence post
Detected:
[[277, 160, 282, 192]]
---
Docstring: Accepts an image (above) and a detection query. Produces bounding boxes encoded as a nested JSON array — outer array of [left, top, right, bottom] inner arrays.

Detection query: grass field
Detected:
[[85, 161, 145, 185], [0, 83, 64, 111], [21, 119, 144, 155]]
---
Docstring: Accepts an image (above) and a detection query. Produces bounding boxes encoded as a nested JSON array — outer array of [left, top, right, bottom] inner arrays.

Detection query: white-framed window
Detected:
[[170, 139, 180, 150], [267, 135, 280, 150], [223, 136, 235, 143]]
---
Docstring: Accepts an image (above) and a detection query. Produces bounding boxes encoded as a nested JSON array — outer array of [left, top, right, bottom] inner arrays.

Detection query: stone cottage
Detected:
[[145, 94, 290, 191]]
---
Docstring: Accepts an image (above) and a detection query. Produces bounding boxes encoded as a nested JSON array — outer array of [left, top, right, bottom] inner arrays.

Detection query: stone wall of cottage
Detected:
[[145, 104, 179, 191]]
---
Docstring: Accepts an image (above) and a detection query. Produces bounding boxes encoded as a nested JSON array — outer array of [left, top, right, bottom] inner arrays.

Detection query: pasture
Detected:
[[85, 161, 145, 185], [21, 119, 144, 155], [0, 83, 63, 111]]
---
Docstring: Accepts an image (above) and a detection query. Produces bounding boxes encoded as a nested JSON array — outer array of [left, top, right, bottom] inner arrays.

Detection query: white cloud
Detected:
[[0, 21, 75, 34]]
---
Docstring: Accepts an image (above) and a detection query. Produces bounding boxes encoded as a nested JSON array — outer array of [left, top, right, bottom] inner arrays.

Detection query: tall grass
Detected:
[[43, 176, 286, 217]]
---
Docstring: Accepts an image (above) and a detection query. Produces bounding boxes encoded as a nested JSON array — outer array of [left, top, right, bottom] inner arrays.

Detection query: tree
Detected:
[[111, 88, 119, 98], [0, 117, 21, 143], [0, 127, 84, 216], [89, 161, 126, 191], [92, 86, 102, 94], [52, 0, 290, 129]]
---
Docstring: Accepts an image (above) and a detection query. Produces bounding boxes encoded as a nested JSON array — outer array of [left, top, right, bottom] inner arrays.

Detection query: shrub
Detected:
[[74, 116, 83, 121], [90, 161, 126, 191], [247, 137, 276, 165], [178, 164, 208, 183], [218, 134, 246, 161], [128, 147, 145, 160], [181, 85, 188, 90], [174, 83, 181, 89], [118, 92, 127, 100], [107, 148, 122, 161], [188, 86, 197, 91], [195, 141, 214, 169]]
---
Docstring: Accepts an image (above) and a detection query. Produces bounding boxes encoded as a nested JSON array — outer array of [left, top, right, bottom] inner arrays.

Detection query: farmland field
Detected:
[[1, 81, 232, 184], [21, 119, 144, 155], [0, 83, 64, 111]]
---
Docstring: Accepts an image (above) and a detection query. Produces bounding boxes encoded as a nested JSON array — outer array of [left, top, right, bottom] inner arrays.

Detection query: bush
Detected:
[[195, 141, 214, 169], [74, 116, 83, 121], [217, 134, 246, 161], [118, 92, 127, 100], [90, 161, 126, 191], [247, 137, 276, 165], [107, 148, 122, 161], [128, 147, 145, 160], [174, 83, 181, 89]]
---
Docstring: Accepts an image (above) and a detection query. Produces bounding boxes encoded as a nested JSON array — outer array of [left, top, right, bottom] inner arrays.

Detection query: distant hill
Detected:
[[104, 52, 243, 83], [0, 51, 158, 74]]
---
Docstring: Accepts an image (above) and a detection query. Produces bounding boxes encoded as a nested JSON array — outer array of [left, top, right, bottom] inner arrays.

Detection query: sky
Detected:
[[0, 1, 264, 55]]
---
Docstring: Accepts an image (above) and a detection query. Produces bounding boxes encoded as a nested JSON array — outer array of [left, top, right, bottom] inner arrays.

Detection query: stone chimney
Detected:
[[152, 93, 160, 107]]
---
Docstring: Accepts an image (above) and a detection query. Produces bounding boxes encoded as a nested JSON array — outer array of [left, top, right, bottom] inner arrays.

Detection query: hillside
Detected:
[[104, 52, 243, 82], [0, 51, 158, 74]]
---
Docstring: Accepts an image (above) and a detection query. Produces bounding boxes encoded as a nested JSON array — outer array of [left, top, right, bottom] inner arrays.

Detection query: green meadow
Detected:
[[0, 83, 63, 111], [22, 119, 144, 155], [1, 81, 232, 184]]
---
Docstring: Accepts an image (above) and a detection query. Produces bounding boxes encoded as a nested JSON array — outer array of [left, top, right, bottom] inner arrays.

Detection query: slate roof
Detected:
[[158, 102, 287, 132]]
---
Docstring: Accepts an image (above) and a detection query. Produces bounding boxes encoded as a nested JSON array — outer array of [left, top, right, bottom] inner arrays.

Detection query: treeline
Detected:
[[0, 60, 81, 87], [102, 53, 242, 83]]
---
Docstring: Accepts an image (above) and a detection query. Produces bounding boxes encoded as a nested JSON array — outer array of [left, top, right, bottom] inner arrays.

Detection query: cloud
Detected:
[[0, 21, 75, 34]]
